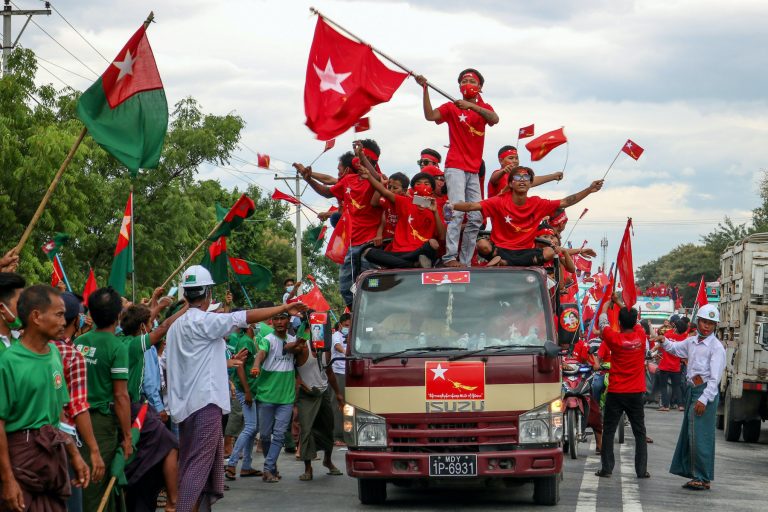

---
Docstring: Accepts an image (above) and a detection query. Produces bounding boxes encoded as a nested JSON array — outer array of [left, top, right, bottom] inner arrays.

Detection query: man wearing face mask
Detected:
[[414, 69, 499, 268], [331, 313, 351, 445], [0, 272, 25, 352]]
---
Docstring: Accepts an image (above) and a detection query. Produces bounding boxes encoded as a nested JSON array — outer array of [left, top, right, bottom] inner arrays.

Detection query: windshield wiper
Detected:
[[448, 344, 541, 361], [372, 346, 465, 364]]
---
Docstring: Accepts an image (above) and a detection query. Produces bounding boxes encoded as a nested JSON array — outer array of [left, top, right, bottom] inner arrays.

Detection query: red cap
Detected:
[[421, 165, 444, 177], [536, 228, 556, 238]]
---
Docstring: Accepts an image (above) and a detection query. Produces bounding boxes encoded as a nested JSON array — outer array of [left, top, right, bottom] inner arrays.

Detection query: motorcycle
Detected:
[[561, 356, 595, 459]]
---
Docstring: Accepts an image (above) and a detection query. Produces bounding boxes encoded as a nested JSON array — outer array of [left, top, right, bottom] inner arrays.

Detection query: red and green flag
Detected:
[[77, 23, 168, 173], [200, 236, 228, 284], [107, 193, 133, 296], [228, 257, 272, 291], [42, 233, 71, 289], [208, 194, 256, 241]]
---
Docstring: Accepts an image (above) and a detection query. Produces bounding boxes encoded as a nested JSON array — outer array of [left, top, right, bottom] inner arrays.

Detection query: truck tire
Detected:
[[743, 419, 761, 443], [533, 474, 560, 506], [358, 479, 387, 505], [567, 409, 579, 459], [724, 391, 743, 442]]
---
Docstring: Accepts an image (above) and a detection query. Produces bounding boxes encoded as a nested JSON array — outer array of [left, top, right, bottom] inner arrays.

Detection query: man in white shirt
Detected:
[[660, 304, 726, 491], [165, 266, 306, 511], [331, 313, 351, 444]]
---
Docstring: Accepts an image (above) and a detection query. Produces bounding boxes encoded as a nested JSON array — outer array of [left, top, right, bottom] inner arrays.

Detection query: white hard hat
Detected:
[[181, 265, 215, 288], [696, 304, 720, 323]]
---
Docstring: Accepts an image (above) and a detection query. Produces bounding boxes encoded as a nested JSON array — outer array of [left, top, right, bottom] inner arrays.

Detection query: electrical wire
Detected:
[[48, 2, 110, 64]]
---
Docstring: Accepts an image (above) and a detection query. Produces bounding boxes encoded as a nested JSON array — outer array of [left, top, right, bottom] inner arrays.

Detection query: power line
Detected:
[[48, 2, 110, 64]]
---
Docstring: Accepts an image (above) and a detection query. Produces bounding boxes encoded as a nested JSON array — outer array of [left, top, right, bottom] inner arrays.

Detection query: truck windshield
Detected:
[[353, 270, 550, 355]]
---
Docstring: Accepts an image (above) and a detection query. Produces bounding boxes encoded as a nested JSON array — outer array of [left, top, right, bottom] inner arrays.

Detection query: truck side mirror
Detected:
[[543, 341, 560, 358]]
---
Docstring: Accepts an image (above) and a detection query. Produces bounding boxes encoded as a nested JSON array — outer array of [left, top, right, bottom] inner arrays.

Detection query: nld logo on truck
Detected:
[[425, 361, 485, 412]]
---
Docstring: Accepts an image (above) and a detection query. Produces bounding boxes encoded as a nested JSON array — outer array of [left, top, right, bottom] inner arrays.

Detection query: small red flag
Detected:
[[324, 139, 336, 152], [304, 17, 408, 140], [325, 210, 352, 264], [621, 139, 644, 160], [297, 275, 331, 312], [615, 218, 637, 307], [573, 254, 593, 273], [518, 124, 534, 139], [257, 153, 270, 169], [271, 189, 300, 205], [687, 282, 698, 287], [354, 117, 370, 133], [317, 225, 327, 240], [695, 276, 708, 308], [525, 127, 567, 161], [82, 268, 98, 307], [51, 256, 65, 287]]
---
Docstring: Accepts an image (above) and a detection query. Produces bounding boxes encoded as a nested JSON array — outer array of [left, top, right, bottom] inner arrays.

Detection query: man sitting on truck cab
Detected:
[[452, 166, 603, 267]]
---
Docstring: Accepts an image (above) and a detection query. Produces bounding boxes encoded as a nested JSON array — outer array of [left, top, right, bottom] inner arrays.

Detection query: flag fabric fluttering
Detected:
[[208, 194, 256, 241], [110, 402, 148, 486], [354, 117, 370, 132], [325, 210, 352, 264], [621, 139, 644, 160], [518, 124, 534, 139], [228, 257, 272, 291], [50, 256, 66, 288], [107, 193, 133, 296], [573, 254, 593, 274], [695, 275, 708, 308], [82, 268, 98, 307], [77, 24, 168, 173], [615, 219, 637, 308], [297, 275, 331, 312], [305, 224, 328, 251], [41, 233, 70, 260], [271, 189, 300, 205], [324, 139, 336, 152], [200, 237, 228, 284], [525, 127, 567, 161], [304, 17, 408, 140], [257, 154, 271, 169]]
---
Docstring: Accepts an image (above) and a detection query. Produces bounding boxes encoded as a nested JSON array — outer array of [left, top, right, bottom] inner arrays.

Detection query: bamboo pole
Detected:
[[96, 476, 117, 512], [160, 219, 224, 289]]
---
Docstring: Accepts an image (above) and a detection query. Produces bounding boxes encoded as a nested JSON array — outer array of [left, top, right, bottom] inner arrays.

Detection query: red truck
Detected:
[[342, 267, 564, 505]]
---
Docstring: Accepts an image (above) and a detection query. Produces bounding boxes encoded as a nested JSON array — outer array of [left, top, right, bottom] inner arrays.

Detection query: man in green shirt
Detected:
[[0, 285, 89, 511], [75, 287, 132, 512], [0, 272, 25, 353]]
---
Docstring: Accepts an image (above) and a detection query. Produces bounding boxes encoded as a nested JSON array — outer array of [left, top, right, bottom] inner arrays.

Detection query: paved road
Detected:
[[216, 407, 768, 511]]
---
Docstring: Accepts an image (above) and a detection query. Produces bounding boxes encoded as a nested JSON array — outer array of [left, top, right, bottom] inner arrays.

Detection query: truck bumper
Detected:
[[346, 447, 562, 479]]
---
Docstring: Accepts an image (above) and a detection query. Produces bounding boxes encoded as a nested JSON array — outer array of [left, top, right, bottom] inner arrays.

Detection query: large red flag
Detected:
[[615, 218, 637, 307], [325, 210, 352, 264], [621, 139, 644, 160], [82, 268, 98, 307], [525, 127, 567, 161], [304, 17, 408, 140], [271, 189, 300, 205], [695, 275, 708, 307]]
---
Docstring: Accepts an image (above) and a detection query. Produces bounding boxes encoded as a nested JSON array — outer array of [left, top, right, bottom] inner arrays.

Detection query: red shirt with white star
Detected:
[[389, 195, 437, 253], [437, 98, 494, 173], [379, 197, 398, 239], [330, 173, 381, 246], [480, 194, 560, 250], [487, 170, 508, 198]]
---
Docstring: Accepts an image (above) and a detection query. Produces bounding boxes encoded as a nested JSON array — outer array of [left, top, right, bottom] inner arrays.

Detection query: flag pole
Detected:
[[14, 127, 87, 254], [309, 7, 457, 102], [130, 187, 136, 303], [563, 209, 588, 245], [307, 147, 331, 168], [160, 220, 224, 289], [601, 147, 623, 181], [55, 254, 73, 292], [96, 476, 117, 512], [562, 142, 570, 174]]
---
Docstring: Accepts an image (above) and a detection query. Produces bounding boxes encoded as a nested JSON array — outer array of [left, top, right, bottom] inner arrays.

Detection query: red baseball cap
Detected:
[[420, 165, 444, 177]]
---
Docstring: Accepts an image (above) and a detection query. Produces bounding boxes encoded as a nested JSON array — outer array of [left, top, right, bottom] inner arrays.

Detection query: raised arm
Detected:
[[245, 302, 307, 325], [414, 75, 442, 122], [558, 180, 603, 208], [532, 172, 564, 187], [310, 171, 339, 186], [294, 163, 335, 198], [452, 201, 483, 212], [358, 166, 394, 203], [149, 302, 189, 345]]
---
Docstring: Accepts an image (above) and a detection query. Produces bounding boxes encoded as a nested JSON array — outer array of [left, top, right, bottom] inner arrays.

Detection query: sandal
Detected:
[[325, 466, 343, 476], [683, 479, 708, 490], [239, 468, 263, 477], [595, 469, 612, 478], [299, 471, 313, 481], [262, 470, 280, 483], [156, 490, 168, 509], [637, 471, 651, 479], [224, 466, 237, 481]]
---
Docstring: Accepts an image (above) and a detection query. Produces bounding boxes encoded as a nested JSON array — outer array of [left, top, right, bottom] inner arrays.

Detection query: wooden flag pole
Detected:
[[96, 476, 117, 512], [14, 127, 87, 254], [309, 7, 457, 102], [160, 220, 224, 289]]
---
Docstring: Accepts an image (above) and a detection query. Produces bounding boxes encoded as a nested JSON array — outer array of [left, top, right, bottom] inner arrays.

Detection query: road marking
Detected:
[[620, 442, 643, 512], [575, 439, 599, 512]]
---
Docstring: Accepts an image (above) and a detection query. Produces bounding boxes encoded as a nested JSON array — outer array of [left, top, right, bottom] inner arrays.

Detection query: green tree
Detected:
[[636, 243, 720, 307]]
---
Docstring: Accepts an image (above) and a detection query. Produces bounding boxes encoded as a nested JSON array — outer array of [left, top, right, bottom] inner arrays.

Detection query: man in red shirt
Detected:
[[655, 318, 686, 411], [453, 166, 603, 267], [487, 146, 563, 198], [414, 69, 499, 267], [595, 293, 649, 479], [417, 148, 441, 170], [296, 143, 382, 307]]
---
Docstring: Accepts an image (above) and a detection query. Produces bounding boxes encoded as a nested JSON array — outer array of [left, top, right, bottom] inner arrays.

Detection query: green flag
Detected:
[[228, 257, 272, 291], [200, 237, 228, 284], [76, 24, 167, 173], [41, 232, 70, 260]]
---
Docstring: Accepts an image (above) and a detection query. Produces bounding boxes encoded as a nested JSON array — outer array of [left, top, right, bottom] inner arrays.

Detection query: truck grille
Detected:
[[388, 418, 518, 453]]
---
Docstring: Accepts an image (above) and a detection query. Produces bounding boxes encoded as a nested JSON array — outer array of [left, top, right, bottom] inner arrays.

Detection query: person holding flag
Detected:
[[414, 70, 499, 267], [487, 146, 563, 198], [165, 265, 306, 510]]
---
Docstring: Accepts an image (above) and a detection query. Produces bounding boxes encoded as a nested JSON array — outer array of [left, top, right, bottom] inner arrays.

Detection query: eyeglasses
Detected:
[[434, 176, 445, 181], [511, 174, 531, 182], [417, 159, 436, 167]]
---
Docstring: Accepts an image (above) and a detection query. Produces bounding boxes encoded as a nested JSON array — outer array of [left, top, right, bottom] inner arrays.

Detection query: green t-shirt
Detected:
[[76, 330, 129, 415], [0, 342, 69, 432], [232, 333, 258, 395], [256, 333, 296, 405], [121, 334, 150, 403]]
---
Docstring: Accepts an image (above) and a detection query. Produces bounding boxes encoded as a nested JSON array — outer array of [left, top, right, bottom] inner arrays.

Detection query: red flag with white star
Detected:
[[271, 189, 300, 205], [354, 117, 370, 132], [518, 124, 534, 139], [621, 139, 644, 160], [525, 127, 567, 161], [304, 17, 408, 140]]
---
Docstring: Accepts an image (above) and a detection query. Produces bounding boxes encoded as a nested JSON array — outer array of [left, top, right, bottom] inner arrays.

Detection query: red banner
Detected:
[[425, 361, 485, 401]]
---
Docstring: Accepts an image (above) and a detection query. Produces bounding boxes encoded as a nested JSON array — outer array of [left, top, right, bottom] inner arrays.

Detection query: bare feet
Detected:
[[443, 259, 464, 268]]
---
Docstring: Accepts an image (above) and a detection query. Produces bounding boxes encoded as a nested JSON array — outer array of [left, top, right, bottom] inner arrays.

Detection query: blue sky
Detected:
[[12, 0, 767, 266]]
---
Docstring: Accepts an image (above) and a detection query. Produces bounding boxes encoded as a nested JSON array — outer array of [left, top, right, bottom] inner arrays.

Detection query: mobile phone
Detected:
[[413, 195, 432, 208]]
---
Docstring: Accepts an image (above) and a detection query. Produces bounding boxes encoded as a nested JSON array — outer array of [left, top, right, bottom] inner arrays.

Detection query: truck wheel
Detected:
[[567, 409, 579, 459], [358, 479, 387, 505], [533, 474, 560, 506], [724, 391, 743, 442], [743, 419, 761, 443]]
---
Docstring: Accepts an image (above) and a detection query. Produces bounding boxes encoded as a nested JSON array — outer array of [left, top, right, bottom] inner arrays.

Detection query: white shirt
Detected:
[[331, 331, 347, 374], [662, 332, 726, 406], [165, 308, 248, 423]]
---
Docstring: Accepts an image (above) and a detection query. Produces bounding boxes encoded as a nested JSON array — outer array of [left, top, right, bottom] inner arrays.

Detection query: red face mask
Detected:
[[460, 83, 480, 99], [413, 183, 433, 196]]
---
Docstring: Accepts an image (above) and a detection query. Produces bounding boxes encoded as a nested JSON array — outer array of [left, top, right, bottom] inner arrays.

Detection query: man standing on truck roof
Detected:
[[658, 304, 725, 491]]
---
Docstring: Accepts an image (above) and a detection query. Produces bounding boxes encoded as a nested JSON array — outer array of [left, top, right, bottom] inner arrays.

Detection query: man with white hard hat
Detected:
[[659, 303, 725, 491], [165, 265, 306, 511]]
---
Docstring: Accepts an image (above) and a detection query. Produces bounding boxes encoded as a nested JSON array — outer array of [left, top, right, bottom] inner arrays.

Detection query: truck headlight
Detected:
[[519, 399, 563, 444], [343, 405, 387, 448]]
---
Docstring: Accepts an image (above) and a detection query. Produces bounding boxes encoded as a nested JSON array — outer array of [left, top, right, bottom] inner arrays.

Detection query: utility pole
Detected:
[[1, 0, 51, 77], [600, 235, 608, 273], [274, 172, 306, 281]]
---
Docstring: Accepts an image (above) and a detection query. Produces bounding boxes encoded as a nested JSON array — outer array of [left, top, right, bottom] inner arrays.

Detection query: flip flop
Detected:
[[326, 467, 343, 476], [224, 466, 237, 481], [239, 469, 263, 477], [262, 470, 280, 483], [299, 472, 313, 481], [682, 480, 708, 490]]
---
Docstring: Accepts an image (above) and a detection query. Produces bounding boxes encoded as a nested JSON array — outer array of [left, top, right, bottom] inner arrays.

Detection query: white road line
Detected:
[[620, 442, 644, 512], [575, 439, 600, 512]]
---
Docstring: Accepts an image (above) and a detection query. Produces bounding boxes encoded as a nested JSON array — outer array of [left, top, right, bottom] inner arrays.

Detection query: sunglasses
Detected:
[[511, 174, 532, 182], [417, 159, 436, 166]]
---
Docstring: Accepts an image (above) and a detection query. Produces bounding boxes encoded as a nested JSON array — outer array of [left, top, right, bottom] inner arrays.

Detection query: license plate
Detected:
[[428, 454, 478, 477]]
